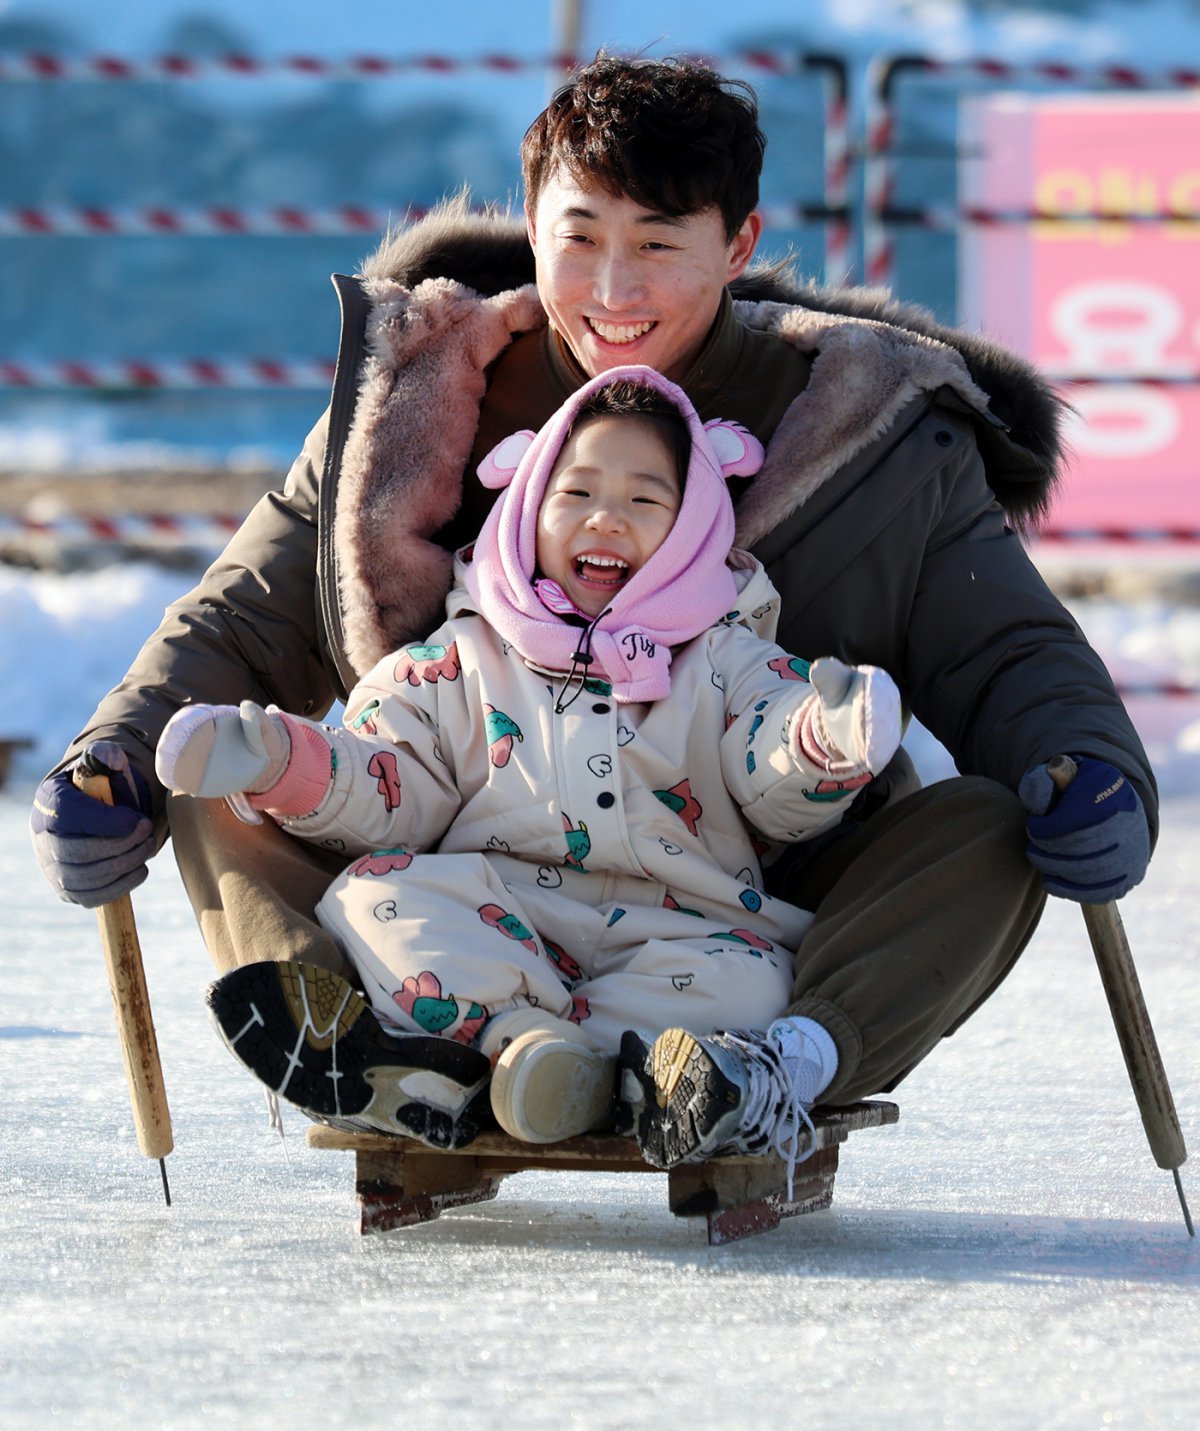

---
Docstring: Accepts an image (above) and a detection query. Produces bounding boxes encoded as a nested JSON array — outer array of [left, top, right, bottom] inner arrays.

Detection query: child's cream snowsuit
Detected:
[[282, 556, 871, 1052], [265, 368, 891, 1053]]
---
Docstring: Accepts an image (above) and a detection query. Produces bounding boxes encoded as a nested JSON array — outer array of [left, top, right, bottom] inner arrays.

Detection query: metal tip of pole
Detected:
[[160, 1158, 172, 1208], [1173, 1168, 1194, 1237]]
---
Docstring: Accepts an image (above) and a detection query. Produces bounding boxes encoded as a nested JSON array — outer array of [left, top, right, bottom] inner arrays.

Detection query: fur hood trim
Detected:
[[361, 197, 1066, 522], [336, 201, 1064, 675]]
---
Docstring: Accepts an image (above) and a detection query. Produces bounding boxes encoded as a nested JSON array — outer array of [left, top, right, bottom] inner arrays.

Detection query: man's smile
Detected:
[[586, 318, 657, 345]]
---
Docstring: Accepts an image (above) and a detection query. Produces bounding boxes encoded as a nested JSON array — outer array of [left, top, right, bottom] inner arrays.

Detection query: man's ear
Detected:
[[726, 211, 763, 283], [525, 201, 538, 252]]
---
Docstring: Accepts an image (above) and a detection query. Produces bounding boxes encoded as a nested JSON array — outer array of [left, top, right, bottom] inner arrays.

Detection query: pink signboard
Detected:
[[959, 94, 1200, 530]]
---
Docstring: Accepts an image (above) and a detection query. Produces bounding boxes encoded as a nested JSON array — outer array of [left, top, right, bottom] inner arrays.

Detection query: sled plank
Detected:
[[309, 1100, 898, 1244]]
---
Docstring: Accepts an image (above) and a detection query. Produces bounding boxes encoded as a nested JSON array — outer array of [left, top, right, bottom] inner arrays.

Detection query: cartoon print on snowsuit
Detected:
[[261, 367, 900, 1055]]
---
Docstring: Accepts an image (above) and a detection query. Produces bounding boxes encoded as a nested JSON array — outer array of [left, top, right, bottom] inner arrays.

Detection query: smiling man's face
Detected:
[[527, 171, 761, 382]]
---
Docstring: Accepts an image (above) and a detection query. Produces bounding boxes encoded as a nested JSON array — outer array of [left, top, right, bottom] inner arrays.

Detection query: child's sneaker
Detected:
[[486, 1014, 617, 1144], [206, 960, 492, 1149], [619, 1018, 838, 1190]]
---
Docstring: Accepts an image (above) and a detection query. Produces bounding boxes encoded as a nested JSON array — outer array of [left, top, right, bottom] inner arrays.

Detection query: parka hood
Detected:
[[362, 197, 1067, 528], [337, 199, 1067, 678]]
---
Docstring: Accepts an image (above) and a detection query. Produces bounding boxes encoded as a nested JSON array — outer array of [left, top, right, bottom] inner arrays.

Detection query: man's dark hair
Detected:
[[571, 380, 692, 486], [522, 52, 765, 238]]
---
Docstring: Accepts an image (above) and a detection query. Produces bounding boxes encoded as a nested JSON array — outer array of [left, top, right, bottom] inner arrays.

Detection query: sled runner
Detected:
[[306, 1101, 899, 1245]]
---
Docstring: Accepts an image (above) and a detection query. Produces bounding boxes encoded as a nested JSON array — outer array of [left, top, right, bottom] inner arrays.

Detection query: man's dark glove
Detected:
[[1018, 755, 1150, 902], [30, 741, 156, 907]]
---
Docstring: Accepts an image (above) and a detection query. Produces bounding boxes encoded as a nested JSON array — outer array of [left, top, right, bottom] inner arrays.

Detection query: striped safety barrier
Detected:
[[0, 512, 244, 544], [0, 201, 847, 239], [0, 48, 851, 286], [0, 359, 336, 390], [5, 513, 1198, 547], [7, 360, 1199, 392], [0, 48, 829, 81], [1, 512, 1195, 697]]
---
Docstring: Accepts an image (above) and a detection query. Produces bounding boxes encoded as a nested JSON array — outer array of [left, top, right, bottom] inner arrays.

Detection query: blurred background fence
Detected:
[[1, 34, 1198, 584], [0, 14, 1198, 784]]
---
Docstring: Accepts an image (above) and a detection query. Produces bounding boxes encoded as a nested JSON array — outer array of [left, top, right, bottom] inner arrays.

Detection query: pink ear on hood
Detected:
[[702, 419, 765, 478], [477, 430, 536, 489]]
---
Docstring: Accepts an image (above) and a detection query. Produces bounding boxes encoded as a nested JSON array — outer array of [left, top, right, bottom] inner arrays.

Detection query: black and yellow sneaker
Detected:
[[206, 960, 493, 1149], [619, 1021, 834, 1177]]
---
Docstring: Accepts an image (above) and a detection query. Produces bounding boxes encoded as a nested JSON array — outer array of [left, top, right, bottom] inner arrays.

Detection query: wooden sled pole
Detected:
[[74, 760, 173, 1205], [1047, 755, 1191, 1235]]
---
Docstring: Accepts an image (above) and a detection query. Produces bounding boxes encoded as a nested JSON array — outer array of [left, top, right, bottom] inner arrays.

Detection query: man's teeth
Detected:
[[589, 319, 654, 344]]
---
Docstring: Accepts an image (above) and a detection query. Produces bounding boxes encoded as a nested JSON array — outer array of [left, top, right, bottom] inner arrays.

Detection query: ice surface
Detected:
[[3, 784, 1198, 1428]]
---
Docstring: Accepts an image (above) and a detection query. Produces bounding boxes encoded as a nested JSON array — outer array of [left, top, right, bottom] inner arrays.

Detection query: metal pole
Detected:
[[550, 0, 583, 93]]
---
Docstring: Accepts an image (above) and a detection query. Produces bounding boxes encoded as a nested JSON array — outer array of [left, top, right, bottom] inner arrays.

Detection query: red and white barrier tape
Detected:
[[0, 205, 398, 237], [0, 512, 244, 544], [1, 513, 1195, 698], [1038, 529, 1200, 543], [4, 513, 1197, 547], [0, 202, 843, 238], [3, 49, 852, 282], [0, 359, 335, 390], [0, 48, 827, 83], [1046, 374, 1200, 386], [7, 359, 1195, 392], [883, 205, 1200, 231], [880, 57, 1200, 93]]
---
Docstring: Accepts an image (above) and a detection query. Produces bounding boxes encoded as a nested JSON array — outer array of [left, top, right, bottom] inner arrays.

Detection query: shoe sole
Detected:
[[620, 1028, 743, 1168], [491, 1033, 616, 1143], [206, 961, 492, 1149]]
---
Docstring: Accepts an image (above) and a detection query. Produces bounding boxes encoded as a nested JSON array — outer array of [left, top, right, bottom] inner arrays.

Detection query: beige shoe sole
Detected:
[[490, 1030, 616, 1143]]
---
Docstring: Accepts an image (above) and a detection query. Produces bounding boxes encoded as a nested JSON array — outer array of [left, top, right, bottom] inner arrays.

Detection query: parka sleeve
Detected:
[[760, 401, 1157, 845], [54, 411, 338, 827], [714, 627, 880, 842], [899, 417, 1159, 841], [272, 626, 466, 857]]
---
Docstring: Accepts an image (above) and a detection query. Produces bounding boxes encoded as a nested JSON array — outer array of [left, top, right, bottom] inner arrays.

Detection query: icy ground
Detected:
[[2, 785, 1197, 1429]]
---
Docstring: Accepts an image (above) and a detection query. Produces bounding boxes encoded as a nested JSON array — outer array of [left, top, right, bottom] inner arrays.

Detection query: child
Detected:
[[157, 366, 902, 1165]]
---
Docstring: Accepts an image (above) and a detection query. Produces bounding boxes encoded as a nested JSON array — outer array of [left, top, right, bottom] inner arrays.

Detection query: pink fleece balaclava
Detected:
[[462, 364, 764, 703]]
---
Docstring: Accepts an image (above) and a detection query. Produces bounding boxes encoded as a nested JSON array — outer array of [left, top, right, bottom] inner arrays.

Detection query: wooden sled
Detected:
[[307, 1100, 898, 1246]]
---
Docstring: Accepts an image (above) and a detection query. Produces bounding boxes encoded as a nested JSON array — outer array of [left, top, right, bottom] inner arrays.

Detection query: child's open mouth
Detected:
[[575, 554, 630, 588]]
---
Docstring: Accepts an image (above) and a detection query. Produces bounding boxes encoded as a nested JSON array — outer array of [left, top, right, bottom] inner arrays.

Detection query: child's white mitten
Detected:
[[807, 657, 902, 774], [156, 701, 292, 801]]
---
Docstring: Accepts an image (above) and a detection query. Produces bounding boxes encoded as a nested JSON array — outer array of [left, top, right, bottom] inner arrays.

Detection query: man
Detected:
[[32, 54, 1154, 1164]]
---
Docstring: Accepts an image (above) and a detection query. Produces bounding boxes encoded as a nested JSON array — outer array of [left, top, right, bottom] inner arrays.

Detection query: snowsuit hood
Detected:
[[460, 365, 764, 702]]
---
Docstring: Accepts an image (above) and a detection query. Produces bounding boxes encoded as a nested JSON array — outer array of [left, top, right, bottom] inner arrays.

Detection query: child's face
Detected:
[[535, 414, 682, 618]]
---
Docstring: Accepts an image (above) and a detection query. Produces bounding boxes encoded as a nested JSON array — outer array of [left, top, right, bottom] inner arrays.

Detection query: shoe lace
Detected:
[[264, 1088, 291, 1166], [720, 1030, 818, 1200]]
